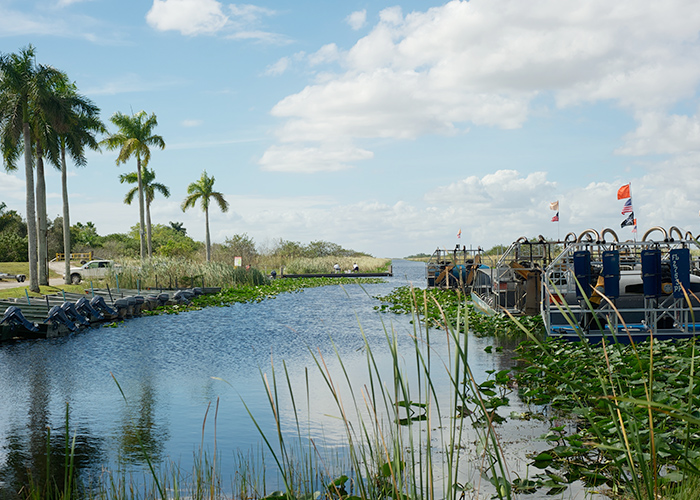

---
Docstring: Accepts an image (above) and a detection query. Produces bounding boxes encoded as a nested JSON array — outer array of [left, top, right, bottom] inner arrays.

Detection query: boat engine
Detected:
[[46, 305, 78, 332], [60, 302, 91, 326], [0, 306, 39, 332], [90, 295, 117, 317], [76, 297, 102, 320]]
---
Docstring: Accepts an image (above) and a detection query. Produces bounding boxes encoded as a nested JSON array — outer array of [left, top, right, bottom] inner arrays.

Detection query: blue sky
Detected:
[[1, 0, 700, 258]]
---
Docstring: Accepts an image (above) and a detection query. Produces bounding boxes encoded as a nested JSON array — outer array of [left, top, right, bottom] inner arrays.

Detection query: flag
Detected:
[[551, 212, 559, 222], [457, 229, 461, 239], [617, 183, 631, 200], [632, 220, 638, 233], [549, 201, 559, 211], [621, 199, 633, 214], [621, 212, 635, 227]]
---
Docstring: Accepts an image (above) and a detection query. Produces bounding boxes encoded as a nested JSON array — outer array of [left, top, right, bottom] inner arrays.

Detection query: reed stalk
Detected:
[[233, 284, 514, 500]]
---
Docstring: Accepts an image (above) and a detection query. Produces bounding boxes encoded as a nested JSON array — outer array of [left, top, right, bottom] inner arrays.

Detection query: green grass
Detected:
[[16, 283, 517, 500], [0, 261, 64, 278], [0, 283, 89, 300], [14, 277, 700, 500]]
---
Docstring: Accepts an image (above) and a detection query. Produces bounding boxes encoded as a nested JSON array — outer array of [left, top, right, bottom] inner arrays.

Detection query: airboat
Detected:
[[427, 226, 700, 343]]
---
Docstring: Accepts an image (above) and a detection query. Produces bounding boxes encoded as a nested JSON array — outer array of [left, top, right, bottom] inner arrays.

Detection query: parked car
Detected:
[[63, 260, 121, 284]]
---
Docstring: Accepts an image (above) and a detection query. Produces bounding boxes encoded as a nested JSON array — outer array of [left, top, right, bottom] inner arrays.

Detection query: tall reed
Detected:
[[514, 279, 700, 499], [235, 285, 514, 500], [281, 257, 390, 275], [103, 257, 268, 290]]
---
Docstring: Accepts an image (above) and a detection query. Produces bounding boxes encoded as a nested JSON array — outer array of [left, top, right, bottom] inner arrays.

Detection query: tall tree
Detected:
[[101, 111, 165, 260], [31, 69, 66, 285], [0, 45, 63, 292], [49, 78, 105, 283], [181, 170, 229, 262], [169, 221, 186, 235], [119, 167, 170, 258]]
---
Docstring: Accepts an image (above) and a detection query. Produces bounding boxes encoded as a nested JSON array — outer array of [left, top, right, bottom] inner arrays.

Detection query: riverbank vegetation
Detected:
[[7, 276, 700, 499], [374, 285, 543, 338], [514, 336, 700, 498]]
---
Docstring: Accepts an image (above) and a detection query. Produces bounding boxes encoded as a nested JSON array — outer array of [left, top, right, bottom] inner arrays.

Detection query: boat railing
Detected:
[[542, 230, 700, 337]]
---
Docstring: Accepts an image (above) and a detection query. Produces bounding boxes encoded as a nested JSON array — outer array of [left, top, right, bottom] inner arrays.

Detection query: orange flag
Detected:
[[617, 183, 631, 200]]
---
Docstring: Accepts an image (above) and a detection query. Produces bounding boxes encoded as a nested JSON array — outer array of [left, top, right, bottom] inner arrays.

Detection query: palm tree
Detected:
[[0, 45, 63, 292], [49, 78, 105, 284], [101, 111, 165, 261], [31, 69, 69, 285], [119, 167, 170, 258], [181, 171, 229, 262], [169, 221, 186, 235]]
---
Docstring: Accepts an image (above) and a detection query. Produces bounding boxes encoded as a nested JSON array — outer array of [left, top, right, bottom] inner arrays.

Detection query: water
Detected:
[[0, 260, 596, 498]]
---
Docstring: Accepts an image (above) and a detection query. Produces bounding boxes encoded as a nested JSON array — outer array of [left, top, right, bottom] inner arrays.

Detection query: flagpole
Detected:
[[630, 182, 637, 243]]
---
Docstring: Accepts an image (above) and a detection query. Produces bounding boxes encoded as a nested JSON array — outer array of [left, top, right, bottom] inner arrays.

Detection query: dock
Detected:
[[0, 286, 220, 342], [280, 271, 392, 278]]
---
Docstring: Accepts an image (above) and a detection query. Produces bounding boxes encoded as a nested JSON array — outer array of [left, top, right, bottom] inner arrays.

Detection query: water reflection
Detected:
[[0, 260, 587, 499], [0, 344, 106, 498]]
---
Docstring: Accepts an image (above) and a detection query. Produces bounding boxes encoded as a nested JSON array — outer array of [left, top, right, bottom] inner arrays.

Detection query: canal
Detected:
[[0, 260, 599, 499]]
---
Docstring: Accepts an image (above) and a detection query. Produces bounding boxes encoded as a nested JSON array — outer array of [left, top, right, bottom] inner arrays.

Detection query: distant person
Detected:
[[270, 270, 277, 279], [352, 263, 359, 273], [333, 263, 340, 273]]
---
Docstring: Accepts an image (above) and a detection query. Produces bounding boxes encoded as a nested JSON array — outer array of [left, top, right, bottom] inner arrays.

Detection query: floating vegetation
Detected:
[[374, 285, 544, 338], [515, 336, 700, 497], [142, 277, 384, 315]]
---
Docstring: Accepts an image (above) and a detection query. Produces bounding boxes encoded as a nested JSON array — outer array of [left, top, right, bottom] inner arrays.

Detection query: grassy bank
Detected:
[[9, 277, 700, 499], [0, 262, 62, 279], [16, 282, 518, 500], [0, 283, 88, 300], [102, 256, 390, 290]]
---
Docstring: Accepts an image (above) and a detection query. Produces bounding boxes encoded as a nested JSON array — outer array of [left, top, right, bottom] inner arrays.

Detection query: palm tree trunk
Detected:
[[136, 157, 146, 261], [205, 206, 211, 262], [35, 142, 49, 286], [23, 122, 39, 292], [146, 200, 153, 258], [61, 146, 71, 284]]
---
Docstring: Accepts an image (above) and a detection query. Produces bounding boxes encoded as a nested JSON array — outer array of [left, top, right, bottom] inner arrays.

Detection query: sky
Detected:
[[1, 0, 700, 258]]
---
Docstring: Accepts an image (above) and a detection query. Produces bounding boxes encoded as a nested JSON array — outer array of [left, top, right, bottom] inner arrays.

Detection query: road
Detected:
[[0, 262, 68, 290]]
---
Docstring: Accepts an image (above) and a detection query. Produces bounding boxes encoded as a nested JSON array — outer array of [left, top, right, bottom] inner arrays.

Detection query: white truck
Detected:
[[63, 260, 121, 284]]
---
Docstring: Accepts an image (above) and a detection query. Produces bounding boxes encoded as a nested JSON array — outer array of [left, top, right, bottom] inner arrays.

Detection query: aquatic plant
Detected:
[[374, 285, 544, 338], [138, 277, 384, 316], [515, 335, 700, 497], [281, 256, 389, 275], [229, 285, 518, 500], [102, 256, 268, 290]]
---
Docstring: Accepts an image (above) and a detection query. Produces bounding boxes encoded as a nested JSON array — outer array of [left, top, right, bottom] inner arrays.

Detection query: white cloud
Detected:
[[308, 44, 340, 66], [0, 6, 100, 39], [265, 57, 290, 76], [272, 70, 529, 143], [617, 112, 700, 156], [57, 0, 93, 6], [0, 172, 25, 205], [145, 0, 283, 40], [266, 0, 700, 173], [228, 4, 276, 23], [225, 30, 291, 44], [146, 0, 228, 35], [346, 10, 366, 31], [424, 170, 556, 209], [258, 144, 373, 173]]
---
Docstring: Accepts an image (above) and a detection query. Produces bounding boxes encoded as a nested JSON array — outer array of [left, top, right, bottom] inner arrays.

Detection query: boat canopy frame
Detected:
[[543, 229, 700, 339]]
